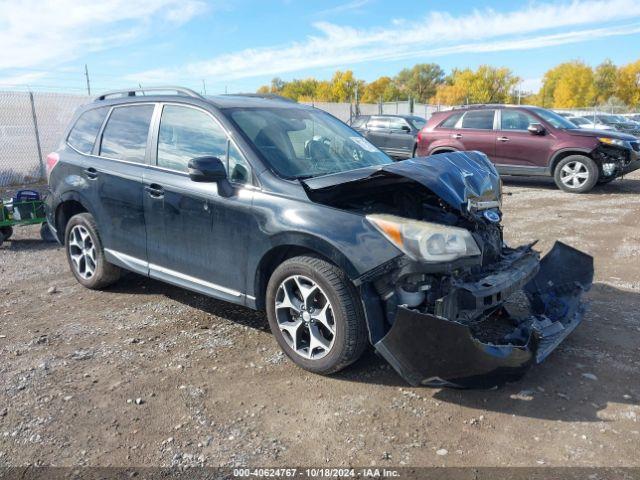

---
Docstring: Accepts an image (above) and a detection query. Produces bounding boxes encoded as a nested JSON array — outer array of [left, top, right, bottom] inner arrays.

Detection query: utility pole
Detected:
[[202, 79, 207, 95], [84, 64, 91, 96]]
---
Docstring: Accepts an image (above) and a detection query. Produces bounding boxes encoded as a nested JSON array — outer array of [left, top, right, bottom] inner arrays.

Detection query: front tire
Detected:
[[554, 155, 598, 193], [64, 213, 120, 289], [266, 255, 368, 375]]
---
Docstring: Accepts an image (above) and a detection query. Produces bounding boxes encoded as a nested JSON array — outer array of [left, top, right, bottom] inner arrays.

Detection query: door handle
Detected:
[[144, 184, 164, 198], [497, 136, 510, 142], [451, 133, 462, 139], [84, 167, 98, 180]]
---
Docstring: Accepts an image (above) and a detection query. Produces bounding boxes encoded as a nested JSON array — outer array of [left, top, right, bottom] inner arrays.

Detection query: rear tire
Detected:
[[64, 213, 120, 289], [553, 155, 598, 193], [266, 255, 368, 375]]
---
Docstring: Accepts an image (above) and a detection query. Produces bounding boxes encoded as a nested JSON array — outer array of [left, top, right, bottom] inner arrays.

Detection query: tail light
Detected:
[[46, 152, 59, 181]]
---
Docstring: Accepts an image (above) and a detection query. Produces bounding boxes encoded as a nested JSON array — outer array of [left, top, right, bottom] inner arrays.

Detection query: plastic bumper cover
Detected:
[[374, 242, 594, 388]]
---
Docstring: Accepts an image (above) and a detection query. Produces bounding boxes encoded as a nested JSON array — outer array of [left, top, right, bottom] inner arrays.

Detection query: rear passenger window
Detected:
[[439, 112, 463, 128], [100, 105, 155, 163], [461, 110, 495, 130], [67, 107, 109, 154]]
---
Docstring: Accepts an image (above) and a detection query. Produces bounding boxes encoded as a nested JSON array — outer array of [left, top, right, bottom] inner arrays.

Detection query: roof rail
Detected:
[[224, 93, 296, 103], [95, 86, 203, 101]]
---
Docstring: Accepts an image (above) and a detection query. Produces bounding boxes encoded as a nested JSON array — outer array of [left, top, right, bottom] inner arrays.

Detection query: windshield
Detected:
[[530, 108, 578, 129], [228, 107, 392, 179], [409, 117, 426, 130]]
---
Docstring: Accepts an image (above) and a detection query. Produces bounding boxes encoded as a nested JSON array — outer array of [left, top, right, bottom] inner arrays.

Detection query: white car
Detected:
[[568, 116, 612, 130]]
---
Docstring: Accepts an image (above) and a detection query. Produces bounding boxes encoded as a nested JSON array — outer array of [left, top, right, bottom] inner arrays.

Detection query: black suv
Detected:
[[351, 114, 426, 159], [45, 87, 592, 387]]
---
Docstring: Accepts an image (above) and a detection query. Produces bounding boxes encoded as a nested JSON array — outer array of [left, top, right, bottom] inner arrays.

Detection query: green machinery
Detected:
[[0, 190, 54, 246]]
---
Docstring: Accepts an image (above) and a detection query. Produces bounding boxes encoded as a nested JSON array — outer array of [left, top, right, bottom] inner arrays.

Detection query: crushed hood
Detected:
[[302, 151, 501, 212]]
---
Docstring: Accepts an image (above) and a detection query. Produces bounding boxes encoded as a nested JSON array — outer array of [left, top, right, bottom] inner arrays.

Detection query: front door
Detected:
[[494, 109, 554, 168], [143, 104, 254, 302]]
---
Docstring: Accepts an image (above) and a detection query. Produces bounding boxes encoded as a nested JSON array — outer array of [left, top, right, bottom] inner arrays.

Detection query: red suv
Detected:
[[416, 105, 640, 193]]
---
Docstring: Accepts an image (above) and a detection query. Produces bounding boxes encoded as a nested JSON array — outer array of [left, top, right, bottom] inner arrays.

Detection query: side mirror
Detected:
[[527, 123, 545, 135], [188, 156, 227, 182], [401, 125, 411, 133]]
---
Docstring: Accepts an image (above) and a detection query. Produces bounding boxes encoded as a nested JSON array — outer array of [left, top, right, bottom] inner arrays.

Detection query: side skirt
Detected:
[[104, 248, 253, 307]]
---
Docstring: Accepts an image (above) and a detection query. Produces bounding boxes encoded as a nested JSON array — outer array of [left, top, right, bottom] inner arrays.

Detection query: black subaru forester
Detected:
[[45, 87, 594, 388]]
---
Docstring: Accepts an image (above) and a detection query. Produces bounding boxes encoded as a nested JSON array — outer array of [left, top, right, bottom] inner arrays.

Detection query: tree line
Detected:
[[256, 59, 640, 109]]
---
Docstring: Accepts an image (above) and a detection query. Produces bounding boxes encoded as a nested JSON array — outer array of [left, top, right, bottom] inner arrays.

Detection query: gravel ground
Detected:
[[0, 173, 639, 469]]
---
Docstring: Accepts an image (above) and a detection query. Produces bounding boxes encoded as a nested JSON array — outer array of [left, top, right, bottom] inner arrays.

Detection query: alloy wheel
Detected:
[[560, 161, 590, 189], [68, 225, 97, 279], [274, 275, 336, 360]]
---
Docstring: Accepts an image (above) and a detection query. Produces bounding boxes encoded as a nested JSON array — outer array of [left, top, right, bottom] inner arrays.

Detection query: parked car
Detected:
[[351, 114, 426, 159], [416, 105, 640, 193], [45, 88, 592, 388], [584, 114, 640, 137], [567, 116, 612, 131]]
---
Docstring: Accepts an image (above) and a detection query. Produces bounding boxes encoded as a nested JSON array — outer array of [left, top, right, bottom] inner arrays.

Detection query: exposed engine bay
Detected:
[[303, 151, 594, 388]]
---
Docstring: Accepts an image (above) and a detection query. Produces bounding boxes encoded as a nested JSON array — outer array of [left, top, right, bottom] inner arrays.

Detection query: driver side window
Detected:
[[157, 105, 251, 184], [501, 110, 537, 131]]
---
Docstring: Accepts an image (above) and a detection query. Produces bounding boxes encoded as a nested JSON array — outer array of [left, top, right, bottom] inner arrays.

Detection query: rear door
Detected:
[[93, 103, 154, 267], [143, 103, 255, 301], [386, 117, 415, 157], [494, 109, 554, 168], [456, 109, 497, 159]]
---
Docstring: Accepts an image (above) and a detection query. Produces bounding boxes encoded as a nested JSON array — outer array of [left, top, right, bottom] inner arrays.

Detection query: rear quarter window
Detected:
[[67, 107, 109, 154], [438, 112, 463, 128]]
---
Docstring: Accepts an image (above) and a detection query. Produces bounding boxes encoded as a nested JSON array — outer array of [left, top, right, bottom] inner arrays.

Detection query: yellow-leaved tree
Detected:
[[616, 60, 640, 108], [539, 61, 596, 108]]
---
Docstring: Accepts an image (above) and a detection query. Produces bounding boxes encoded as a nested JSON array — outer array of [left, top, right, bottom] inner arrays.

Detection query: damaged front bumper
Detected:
[[374, 242, 594, 388]]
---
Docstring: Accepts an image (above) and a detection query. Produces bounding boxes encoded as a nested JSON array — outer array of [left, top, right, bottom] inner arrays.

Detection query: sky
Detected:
[[0, 0, 639, 95]]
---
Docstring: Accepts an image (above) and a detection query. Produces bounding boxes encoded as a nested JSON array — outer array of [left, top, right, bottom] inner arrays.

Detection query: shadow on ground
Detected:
[[339, 283, 639, 422], [104, 271, 640, 423]]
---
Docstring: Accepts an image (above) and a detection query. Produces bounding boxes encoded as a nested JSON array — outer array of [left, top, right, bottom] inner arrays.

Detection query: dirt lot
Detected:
[[1, 173, 639, 469]]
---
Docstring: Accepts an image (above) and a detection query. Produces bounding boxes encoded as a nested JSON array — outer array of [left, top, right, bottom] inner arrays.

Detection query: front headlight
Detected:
[[598, 137, 628, 148], [366, 214, 481, 262]]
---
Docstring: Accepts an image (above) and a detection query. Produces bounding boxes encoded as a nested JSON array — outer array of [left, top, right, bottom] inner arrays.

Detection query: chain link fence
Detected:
[[5, 90, 635, 188], [0, 91, 88, 187]]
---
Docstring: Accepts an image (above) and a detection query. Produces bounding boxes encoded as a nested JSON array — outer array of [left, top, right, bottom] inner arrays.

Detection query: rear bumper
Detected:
[[375, 242, 594, 388]]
